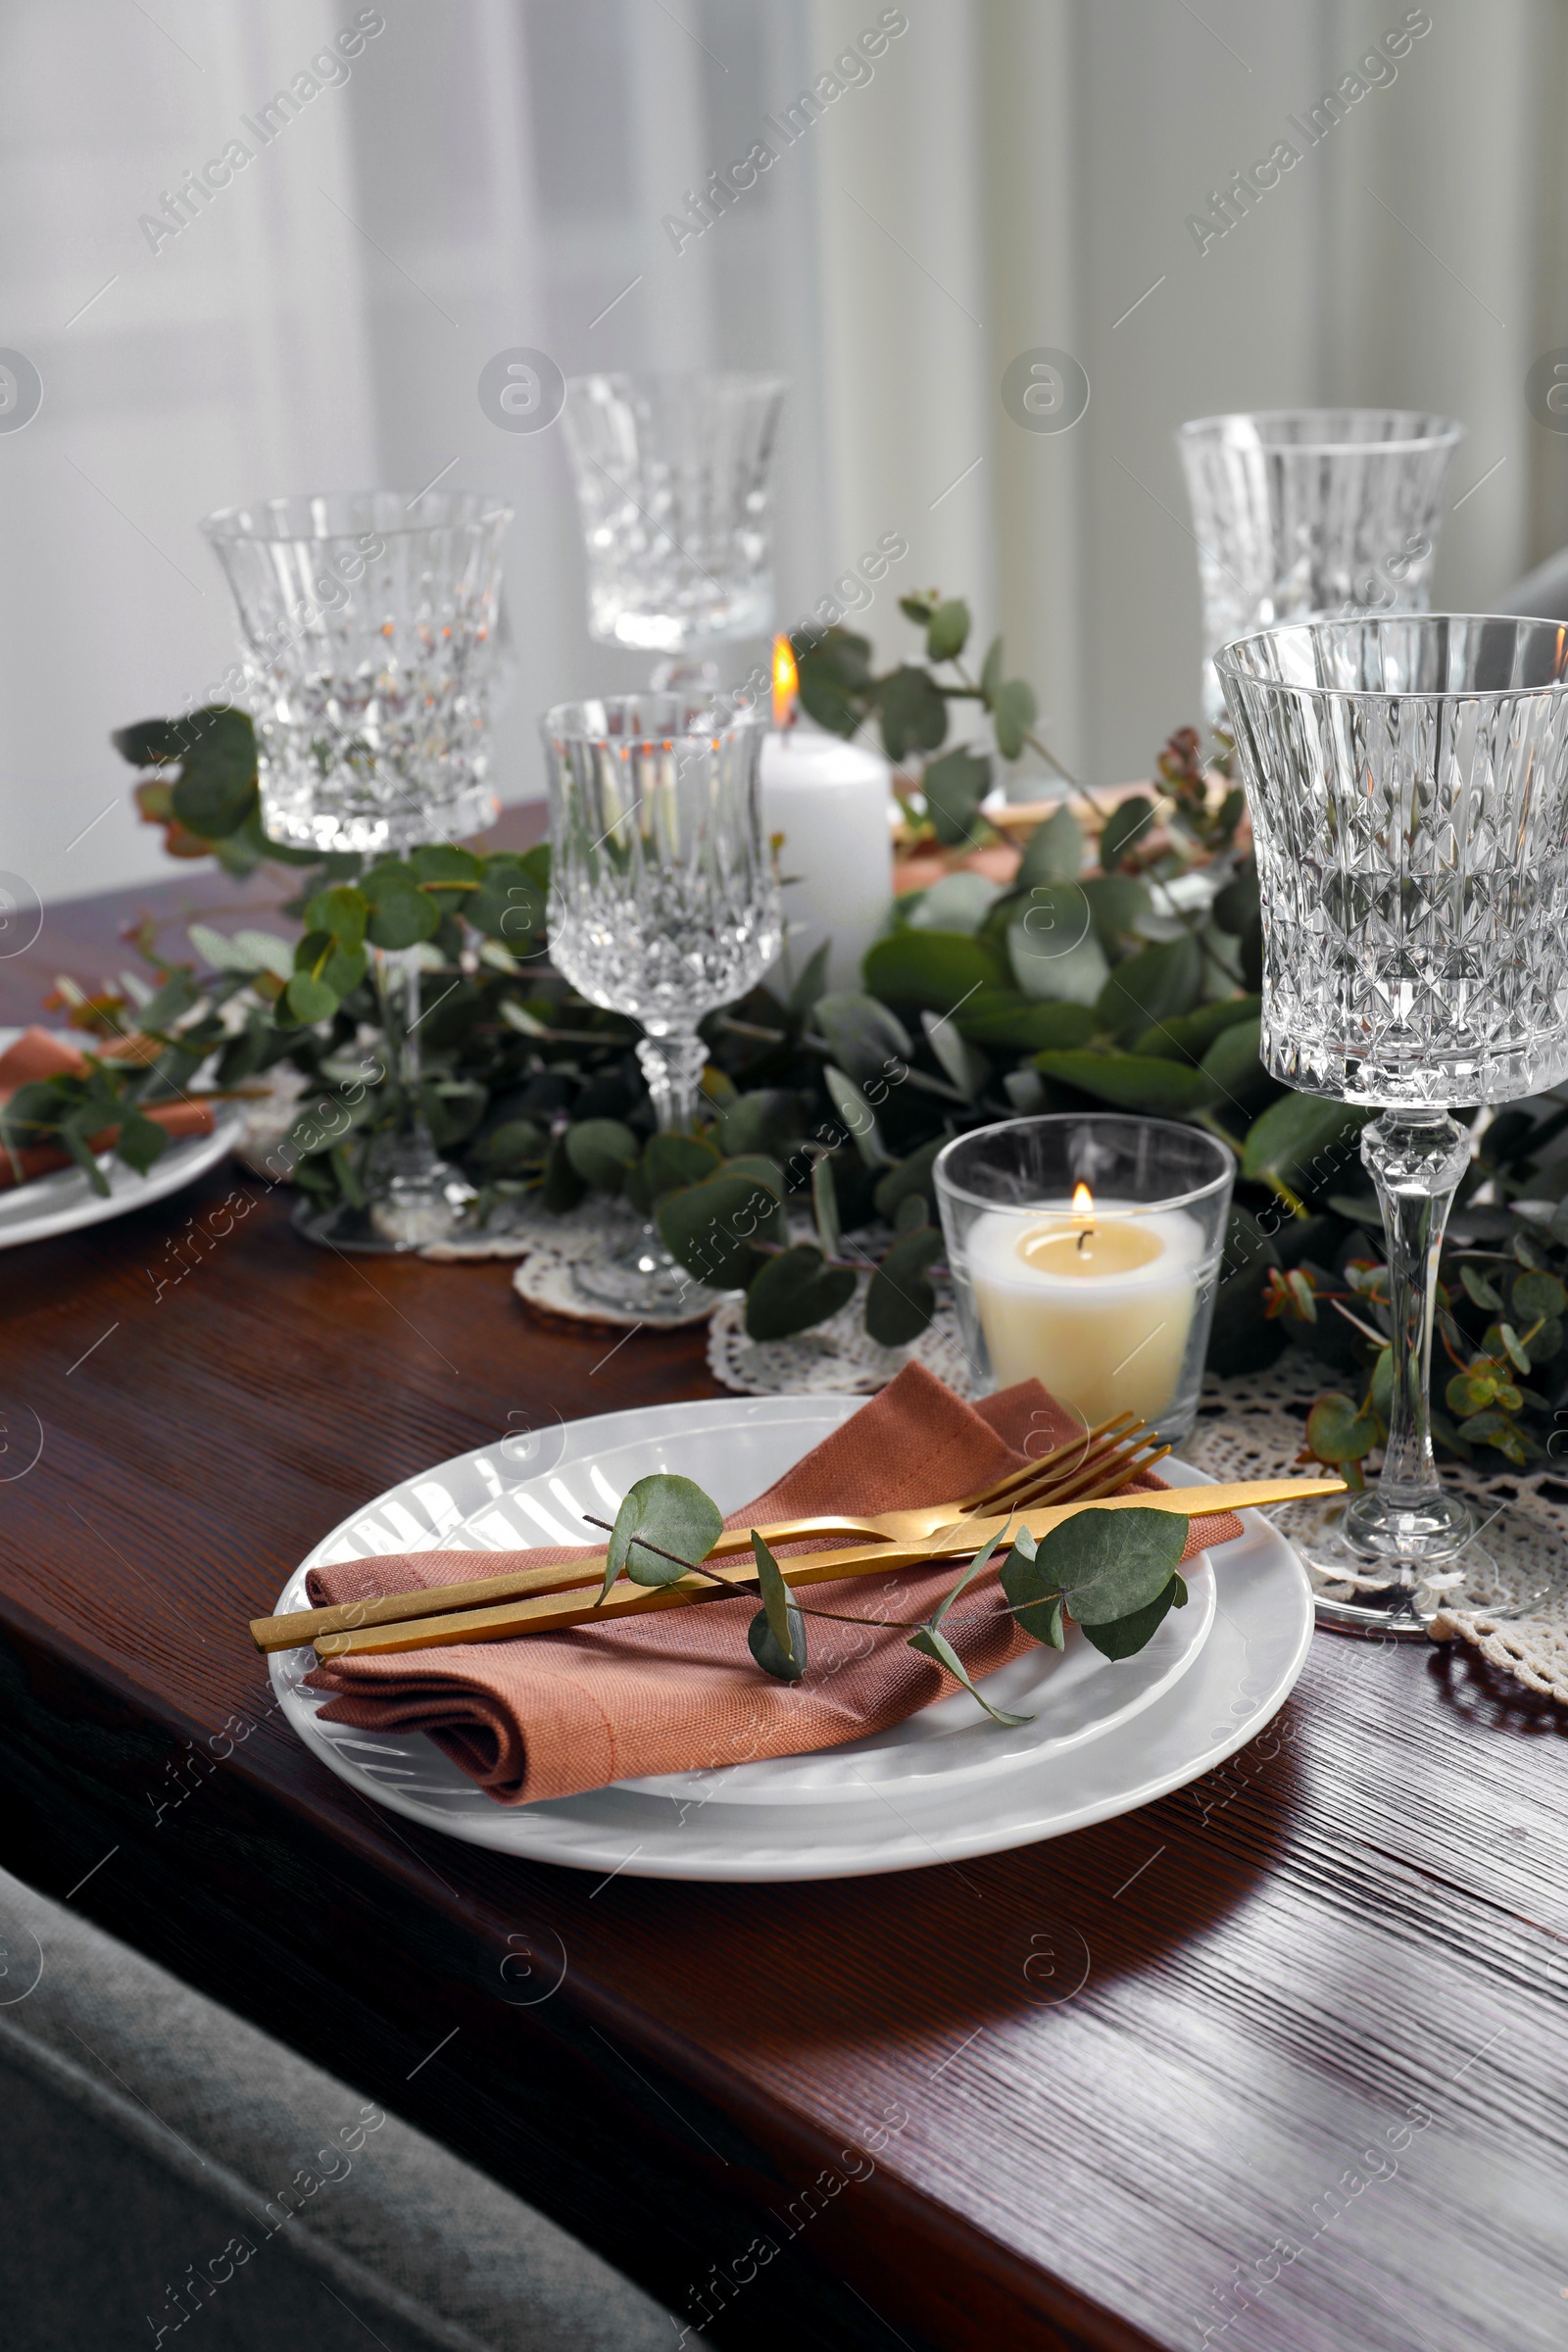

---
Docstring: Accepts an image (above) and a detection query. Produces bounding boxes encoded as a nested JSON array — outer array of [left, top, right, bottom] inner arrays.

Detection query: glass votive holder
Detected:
[[933, 1115, 1236, 1446]]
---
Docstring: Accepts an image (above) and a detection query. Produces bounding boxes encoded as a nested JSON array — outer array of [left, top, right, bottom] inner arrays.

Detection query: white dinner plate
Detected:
[[0, 1027, 242, 1250], [270, 1397, 1313, 1881]]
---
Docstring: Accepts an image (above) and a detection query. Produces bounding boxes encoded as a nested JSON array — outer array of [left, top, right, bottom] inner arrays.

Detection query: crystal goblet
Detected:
[[1181, 410, 1463, 728], [203, 490, 514, 1252], [561, 373, 785, 691], [1218, 614, 1568, 1634], [541, 695, 778, 1319]]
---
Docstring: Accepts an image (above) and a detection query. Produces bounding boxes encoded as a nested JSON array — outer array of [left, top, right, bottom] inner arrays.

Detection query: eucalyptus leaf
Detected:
[[1015, 803, 1083, 888], [921, 1008, 988, 1100], [811, 1152, 842, 1257], [873, 1137, 947, 1221], [953, 992, 1093, 1052], [164, 707, 259, 841], [1080, 1580, 1182, 1660], [878, 664, 949, 761], [603, 1474, 722, 1598], [1095, 935, 1203, 1043], [285, 971, 338, 1024], [991, 678, 1036, 760], [1007, 893, 1108, 1006], [862, 929, 1005, 1012], [922, 746, 991, 847], [1197, 1015, 1268, 1105], [657, 1172, 770, 1290], [907, 873, 1003, 936], [1031, 1051, 1219, 1116], [1460, 1263, 1506, 1314], [643, 1131, 720, 1197], [1304, 1393, 1381, 1464], [564, 1118, 640, 1192], [814, 992, 912, 1085], [786, 941, 832, 1014], [1136, 996, 1262, 1064], [1243, 1094, 1371, 1200], [1098, 794, 1155, 871], [750, 1530, 801, 1666], [864, 1224, 943, 1345], [744, 1244, 857, 1341], [906, 1624, 1034, 1725], [1030, 1504, 1188, 1627], [925, 598, 970, 662], [823, 1064, 891, 1167], [748, 1597, 808, 1682], [115, 1109, 169, 1175]]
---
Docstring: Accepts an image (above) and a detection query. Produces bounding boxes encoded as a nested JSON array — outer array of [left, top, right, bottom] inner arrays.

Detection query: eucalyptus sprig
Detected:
[[590, 1474, 1193, 1717]]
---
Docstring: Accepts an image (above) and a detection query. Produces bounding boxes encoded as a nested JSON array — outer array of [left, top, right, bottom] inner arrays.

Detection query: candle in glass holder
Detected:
[[967, 1182, 1204, 1425], [760, 636, 893, 994]]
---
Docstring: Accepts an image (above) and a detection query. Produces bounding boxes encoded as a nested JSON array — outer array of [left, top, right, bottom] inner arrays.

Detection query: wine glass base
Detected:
[[570, 1223, 720, 1325], [1276, 1496, 1566, 1640], [292, 1164, 477, 1256]]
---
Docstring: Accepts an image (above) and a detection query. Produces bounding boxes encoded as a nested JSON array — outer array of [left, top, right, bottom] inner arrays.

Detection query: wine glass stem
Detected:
[[1352, 1106, 1470, 1539], [376, 947, 438, 1177], [637, 1033, 707, 1134]]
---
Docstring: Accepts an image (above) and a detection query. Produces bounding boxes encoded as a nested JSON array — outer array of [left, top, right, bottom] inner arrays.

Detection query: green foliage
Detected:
[[998, 1506, 1190, 1662], [745, 1245, 857, 1341], [865, 1224, 944, 1346], [748, 1531, 807, 1680], [604, 1475, 723, 1597], [861, 929, 1005, 1012]]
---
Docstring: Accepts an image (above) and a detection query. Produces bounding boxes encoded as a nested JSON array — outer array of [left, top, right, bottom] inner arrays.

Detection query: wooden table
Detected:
[[1, 874, 1564, 2352]]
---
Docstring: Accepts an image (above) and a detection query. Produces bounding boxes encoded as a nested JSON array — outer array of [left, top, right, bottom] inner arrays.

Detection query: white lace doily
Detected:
[[706, 1291, 981, 1397], [1184, 1350, 1568, 1698]]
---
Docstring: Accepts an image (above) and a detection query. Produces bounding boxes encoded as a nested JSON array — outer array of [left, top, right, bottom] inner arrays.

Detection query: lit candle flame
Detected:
[[1072, 1179, 1095, 1254], [772, 634, 799, 729]]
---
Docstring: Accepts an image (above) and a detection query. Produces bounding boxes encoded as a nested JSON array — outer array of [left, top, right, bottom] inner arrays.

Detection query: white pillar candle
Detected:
[[760, 640, 893, 996], [967, 1198, 1205, 1426]]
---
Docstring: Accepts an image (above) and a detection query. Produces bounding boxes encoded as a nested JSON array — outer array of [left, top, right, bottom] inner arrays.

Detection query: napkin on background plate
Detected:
[[303, 1364, 1243, 1807], [0, 1027, 214, 1189]]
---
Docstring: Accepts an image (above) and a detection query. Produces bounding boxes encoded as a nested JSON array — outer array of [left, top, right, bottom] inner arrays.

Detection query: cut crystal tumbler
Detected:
[[202, 491, 513, 854], [1218, 615, 1568, 1634], [561, 374, 785, 688], [1180, 411, 1462, 727]]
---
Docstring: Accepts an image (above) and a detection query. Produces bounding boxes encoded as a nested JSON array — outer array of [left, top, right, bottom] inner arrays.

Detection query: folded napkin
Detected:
[[304, 1364, 1244, 1806], [0, 1026, 214, 1187]]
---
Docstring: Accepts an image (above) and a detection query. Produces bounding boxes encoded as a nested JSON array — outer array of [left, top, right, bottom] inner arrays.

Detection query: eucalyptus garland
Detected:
[[39, 590, 1568, 1490]]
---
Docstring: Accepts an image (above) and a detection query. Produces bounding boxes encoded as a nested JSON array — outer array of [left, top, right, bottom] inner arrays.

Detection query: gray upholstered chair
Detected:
[[0, 1864, 675, 2352]]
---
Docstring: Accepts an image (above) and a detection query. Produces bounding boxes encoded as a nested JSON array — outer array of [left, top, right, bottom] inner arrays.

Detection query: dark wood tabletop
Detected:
[[1, 863, 1565, 2352]]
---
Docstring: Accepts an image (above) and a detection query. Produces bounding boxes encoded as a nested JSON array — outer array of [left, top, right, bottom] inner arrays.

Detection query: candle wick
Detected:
[[1076, 1227, 1091, 1254]]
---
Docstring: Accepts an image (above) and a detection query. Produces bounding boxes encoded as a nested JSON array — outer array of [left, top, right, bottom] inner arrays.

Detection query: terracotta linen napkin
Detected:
[[0, 1027, 214, 1188], [303, 1363, 1244, 1806]]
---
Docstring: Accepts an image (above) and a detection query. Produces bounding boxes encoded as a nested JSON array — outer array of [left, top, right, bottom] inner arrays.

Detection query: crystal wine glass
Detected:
[[203, 490, 514, 1252], [541, 695, 778, 1319], [560, 373, 786, 691], [1218, 614, 1568, 1634], [1181, 411, 1463, 727]]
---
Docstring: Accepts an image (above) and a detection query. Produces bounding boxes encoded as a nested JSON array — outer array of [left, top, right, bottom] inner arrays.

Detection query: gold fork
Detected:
[[311, 1476, 1348, 1660], [249, 1412, 1166, 1653]]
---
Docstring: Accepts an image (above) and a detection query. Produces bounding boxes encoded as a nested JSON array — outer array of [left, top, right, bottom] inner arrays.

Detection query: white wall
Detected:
[[1, 0, 1564, 906]]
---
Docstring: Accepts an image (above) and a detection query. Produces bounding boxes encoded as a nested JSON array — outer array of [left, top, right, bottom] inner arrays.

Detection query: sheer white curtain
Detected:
[[3, 0, 1566, 906], [810, 0, 1568, 786]]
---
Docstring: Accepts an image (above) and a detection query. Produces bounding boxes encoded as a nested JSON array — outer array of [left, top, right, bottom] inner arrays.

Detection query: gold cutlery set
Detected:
[[250, 1414, 1343, 1663]]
